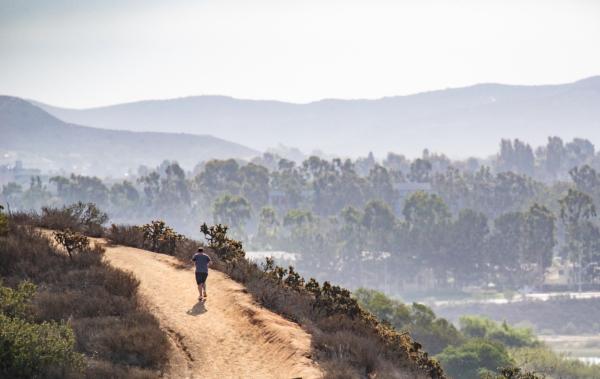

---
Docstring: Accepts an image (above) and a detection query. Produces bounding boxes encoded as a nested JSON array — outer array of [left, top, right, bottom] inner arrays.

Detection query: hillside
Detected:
[[0, 96, 258, 176], [99, 239, 322, 378], [34, 76, 600, 158]]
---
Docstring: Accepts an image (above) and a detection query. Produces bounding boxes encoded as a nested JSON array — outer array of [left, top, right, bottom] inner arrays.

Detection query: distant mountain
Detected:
[[0, 96, 258, 176], [34, 76, 600, 158]]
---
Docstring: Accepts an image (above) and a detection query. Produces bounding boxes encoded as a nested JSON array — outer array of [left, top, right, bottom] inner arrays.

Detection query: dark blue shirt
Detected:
[[192, 252, 211, 273]]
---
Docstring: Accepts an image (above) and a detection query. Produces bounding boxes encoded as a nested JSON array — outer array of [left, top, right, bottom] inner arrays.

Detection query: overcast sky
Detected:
[[1, 0, 599, 108]]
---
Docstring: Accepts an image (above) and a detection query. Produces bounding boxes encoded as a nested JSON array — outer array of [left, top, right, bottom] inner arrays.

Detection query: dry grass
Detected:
[[2, 217, 169, 378]]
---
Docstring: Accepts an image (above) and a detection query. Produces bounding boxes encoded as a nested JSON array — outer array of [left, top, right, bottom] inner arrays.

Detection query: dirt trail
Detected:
[[100, 242, 322, 379]]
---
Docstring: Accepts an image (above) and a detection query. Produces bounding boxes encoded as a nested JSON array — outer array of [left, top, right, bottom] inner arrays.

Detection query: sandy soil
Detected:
[[99, 242, 323, 379]]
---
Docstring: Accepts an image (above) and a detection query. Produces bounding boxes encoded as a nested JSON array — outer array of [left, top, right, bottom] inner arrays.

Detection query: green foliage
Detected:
[[355, 288, 463, 355], [200, 223, 245, 262], [437, 339, 514, 379], [53, 229, 90, 260], [0, 280, 83, 378], [0, 280, 36, 318], [512, 346, 600, 379], [212, 194, 251, 239], [459, 316, 539, 348], [141, 220, 184, 254]]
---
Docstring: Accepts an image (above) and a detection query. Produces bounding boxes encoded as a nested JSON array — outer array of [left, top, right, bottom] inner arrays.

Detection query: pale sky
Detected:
[[1, 0, 599, 108]]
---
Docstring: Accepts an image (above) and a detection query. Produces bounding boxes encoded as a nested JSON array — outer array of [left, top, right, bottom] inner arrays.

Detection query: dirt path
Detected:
[[100, 242, 322, 379]]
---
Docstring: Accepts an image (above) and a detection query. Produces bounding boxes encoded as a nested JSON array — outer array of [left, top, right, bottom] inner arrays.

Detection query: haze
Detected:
[[1, 0, 600, 108]]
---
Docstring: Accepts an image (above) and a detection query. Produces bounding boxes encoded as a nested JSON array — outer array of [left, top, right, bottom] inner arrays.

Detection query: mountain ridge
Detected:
[[29, 76, 600, 158]]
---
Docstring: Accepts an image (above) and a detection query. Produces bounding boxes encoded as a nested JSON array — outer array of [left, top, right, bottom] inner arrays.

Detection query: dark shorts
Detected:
[[195, 272, 208, 284]]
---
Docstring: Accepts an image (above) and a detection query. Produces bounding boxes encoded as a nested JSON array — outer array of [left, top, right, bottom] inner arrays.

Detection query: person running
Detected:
[[191, 247, 211, 301]]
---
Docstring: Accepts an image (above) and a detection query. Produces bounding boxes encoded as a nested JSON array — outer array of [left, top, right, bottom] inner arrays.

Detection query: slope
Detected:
[[99, 240, 322, 379], [0, 96, 258, 176], [34, 76, 600, 157]]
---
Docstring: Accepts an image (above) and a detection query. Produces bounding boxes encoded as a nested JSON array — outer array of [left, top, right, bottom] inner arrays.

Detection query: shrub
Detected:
[[53, 229, 90, 260], [141, 220, 184, 254], [108, 224, 145, 249], [0, 280, 84, 379], [0, 314, 84, 379], [0, 205, 8, 236], [436, 339, 514, 379], [200, 223, 245, 262], [355, 288, 463, 355], [0, 280, 36, 318], [40, 202, 108, 237]]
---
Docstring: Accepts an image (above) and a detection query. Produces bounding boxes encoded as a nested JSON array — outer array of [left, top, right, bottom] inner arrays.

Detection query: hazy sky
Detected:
[[1, 0, 599, 108]]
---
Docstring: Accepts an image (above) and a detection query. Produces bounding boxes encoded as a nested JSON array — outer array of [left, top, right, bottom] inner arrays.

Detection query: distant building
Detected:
[[545, 257, 574, 286]]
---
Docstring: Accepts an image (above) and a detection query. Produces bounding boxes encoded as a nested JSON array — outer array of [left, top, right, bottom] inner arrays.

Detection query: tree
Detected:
[[497, 139, 534, 176], [522, 204, 556, 285], [409, 159, 432, 183], [50, 174, 109, 206], [194, 159, 241, 201], [213, 195, 251, 239], [486, 212, 526, 288], [159, 163, 191, 207], [403, 191, 451, 285], [110, 181, 140, 208], [559, 189, 597, 289], [367, 165, 397, 206], [255, 207, 279, 249], [544, 136, 565, 178], [362, 200, 396, 252], [240, 163, 270, 210], [569, 165, 600, 195], [450, 209, 489, 287]]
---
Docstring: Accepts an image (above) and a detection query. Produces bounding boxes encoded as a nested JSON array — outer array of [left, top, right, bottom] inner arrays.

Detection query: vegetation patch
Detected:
[[0, 208, 169, 378]]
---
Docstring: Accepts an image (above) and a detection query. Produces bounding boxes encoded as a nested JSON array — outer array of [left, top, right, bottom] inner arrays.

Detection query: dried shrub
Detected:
[[107, 224, 145, 249], [40, 203, 108, 237]]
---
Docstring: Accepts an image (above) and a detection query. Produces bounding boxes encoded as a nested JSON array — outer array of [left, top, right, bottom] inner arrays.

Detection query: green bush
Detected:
[[0, 280, 36, 318], [141, 220, 184, 254], [355, 288, 464, 354], [437, 339, 514, 379], [460, 316, 539, 348], [0, 280, 83, 378], [0, 314, 83, 378]]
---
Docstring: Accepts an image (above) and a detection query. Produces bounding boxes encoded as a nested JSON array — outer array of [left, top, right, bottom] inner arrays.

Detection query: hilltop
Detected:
[[0, 96, 258, 176]]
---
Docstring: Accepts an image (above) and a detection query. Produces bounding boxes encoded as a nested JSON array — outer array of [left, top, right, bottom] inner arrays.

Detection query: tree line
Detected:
[[2, 136, 600, 293]]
